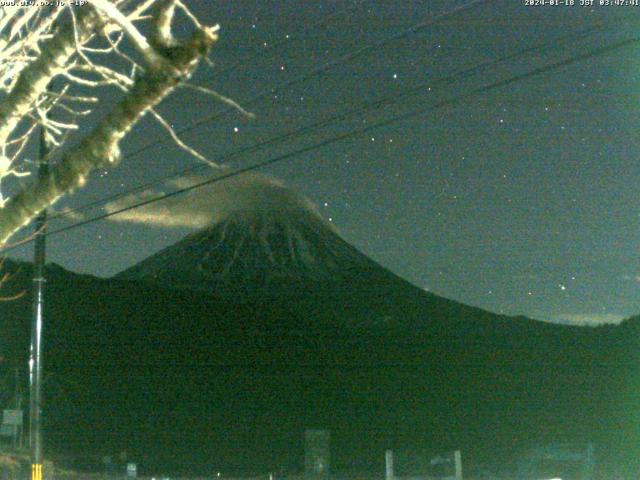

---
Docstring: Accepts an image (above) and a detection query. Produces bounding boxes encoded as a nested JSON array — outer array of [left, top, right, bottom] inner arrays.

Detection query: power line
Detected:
[[52, 0, 495, 219], [160, 0, 370, 108], [29, 361, 640, 369], [179, 0, 369, 83], [17, 34, 636, 248], [113, 0, 496, 162], [48, 0, 496, 221], [51, 19, 622, 222]]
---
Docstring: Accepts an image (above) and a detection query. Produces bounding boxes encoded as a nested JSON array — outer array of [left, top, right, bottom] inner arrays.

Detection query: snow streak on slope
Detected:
[[116, 174, 372, 292]]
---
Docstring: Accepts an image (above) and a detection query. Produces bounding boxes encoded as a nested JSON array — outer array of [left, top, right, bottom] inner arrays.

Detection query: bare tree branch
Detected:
[[149, 108, 218, 167], [0, 7, 98, 148], [87, 0, 165, 67], [0, 25, 218, 243], [0, 1, 229, 244], [181, 82, 255, 119]]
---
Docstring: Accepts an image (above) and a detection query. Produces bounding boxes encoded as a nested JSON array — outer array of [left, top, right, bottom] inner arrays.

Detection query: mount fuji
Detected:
[[0, 175, 636, 476], [116, 176, 408, 297]]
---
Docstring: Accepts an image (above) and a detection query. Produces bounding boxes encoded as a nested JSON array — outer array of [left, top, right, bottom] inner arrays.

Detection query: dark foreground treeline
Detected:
[[0, 260, 638, 478]]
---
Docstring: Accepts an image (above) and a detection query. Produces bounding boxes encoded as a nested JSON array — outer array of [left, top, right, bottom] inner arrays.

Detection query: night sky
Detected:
[[8, 0, 640, 325]]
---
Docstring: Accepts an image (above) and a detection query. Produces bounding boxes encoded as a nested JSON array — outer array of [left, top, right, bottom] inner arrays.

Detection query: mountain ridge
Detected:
[[0, 255, 637, 475], [0, 177, 638, 475]]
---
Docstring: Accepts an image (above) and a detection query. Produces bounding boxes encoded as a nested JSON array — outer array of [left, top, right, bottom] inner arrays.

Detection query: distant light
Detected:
[[233, 127, 239, 133], [393, 73, 398, 79]]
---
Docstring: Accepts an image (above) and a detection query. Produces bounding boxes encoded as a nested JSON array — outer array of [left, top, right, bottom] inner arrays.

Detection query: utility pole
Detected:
[[385, 450, 394, 480], [14, 367, 23, 449], [30, 114, 50, 480]]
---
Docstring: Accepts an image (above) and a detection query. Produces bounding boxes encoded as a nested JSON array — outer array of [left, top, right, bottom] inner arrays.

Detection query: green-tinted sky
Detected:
[[9, 0, 640, 325]]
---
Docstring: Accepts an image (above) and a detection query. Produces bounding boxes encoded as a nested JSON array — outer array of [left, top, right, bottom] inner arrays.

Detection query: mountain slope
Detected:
[[113, 176, 536, 334], [116, 176, 389, 295], [1, 178, 638, 476], [1, 262, 636, 476]]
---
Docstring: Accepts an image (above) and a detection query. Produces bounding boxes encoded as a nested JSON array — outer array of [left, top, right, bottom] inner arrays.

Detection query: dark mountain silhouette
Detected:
[[1, 178, 639, 477], [116, 176, 388, 295]]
